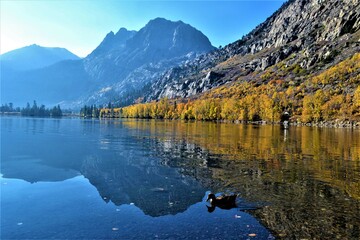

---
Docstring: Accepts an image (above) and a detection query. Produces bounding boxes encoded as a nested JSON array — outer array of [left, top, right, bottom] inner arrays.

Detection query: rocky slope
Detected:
[[144, 0, 360, 101]]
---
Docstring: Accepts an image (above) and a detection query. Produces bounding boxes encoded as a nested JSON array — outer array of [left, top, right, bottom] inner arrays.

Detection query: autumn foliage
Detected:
[[107, 53, 360, 123]]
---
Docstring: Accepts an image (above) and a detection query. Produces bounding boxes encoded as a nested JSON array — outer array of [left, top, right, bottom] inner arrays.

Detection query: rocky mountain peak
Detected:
[[116, 27, 129, 35], [83, 17, 215, 83], [128, 18, 215, 55], [88, 28, 136, 58]]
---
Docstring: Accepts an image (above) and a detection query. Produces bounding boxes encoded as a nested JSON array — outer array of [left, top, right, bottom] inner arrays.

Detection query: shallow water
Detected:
[[1, 117, 360, 239]]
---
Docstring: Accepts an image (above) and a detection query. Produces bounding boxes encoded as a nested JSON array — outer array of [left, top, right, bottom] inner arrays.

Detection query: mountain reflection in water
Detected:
[[1, 117, 209, 217], [1, 117, 360, 239]]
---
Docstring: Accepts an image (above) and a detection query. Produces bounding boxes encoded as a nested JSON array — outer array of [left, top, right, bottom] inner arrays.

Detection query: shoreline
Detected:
[[116, 117, 360, 129], [2, 113, 359, 129], [220, 119, 360, 129]]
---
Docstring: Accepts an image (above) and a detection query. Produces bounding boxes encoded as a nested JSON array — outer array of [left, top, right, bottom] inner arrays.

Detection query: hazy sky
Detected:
[[1, 0, 286, 57]]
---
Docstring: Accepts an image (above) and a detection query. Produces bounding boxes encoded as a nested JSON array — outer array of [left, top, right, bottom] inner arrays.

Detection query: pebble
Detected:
[[248, 233, 257, 237]]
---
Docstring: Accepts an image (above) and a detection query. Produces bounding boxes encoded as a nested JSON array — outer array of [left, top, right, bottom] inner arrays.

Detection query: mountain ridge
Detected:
[[1, 18, 215, 107], [1, 44, 80, 71]]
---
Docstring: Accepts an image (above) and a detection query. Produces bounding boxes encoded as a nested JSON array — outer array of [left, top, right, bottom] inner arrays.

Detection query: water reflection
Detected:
[[1, 117, 209, 217], [2, 117, 359, 239], [80, 153, 206, 217], [123, 120, 360, 239]]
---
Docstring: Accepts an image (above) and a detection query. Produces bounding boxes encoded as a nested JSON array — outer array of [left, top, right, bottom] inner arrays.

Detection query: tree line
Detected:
[[0, 102, 20, 113], [1, 101, 63, 117], [80, 102, 121, 118]]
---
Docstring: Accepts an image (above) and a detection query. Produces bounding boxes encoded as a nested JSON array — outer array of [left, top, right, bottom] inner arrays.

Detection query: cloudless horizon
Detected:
[[0, 0, 286, 58]]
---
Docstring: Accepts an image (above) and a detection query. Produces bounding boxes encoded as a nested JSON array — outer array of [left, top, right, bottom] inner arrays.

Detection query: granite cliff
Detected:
[[145, 0, 360, 101]]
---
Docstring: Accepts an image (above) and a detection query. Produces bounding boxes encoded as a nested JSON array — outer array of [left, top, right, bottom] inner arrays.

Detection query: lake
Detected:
[[1, 117, 360, 239]]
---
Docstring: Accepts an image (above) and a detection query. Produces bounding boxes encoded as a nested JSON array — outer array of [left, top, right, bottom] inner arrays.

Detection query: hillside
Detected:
[[144, 0, 360, 101], [119, 53, 360, 125], [118, 0, 360, 124]]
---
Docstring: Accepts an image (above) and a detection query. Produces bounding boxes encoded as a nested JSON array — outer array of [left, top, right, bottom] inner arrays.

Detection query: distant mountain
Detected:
[[1, 59, 90, 106], [0, 44, 80, 71], [1, 18, 215, 107]]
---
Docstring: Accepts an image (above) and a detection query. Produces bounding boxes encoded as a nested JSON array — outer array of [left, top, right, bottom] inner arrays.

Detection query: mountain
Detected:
[[144, 0, 360, 101], [0, 44, 80, 71], [1, 18, 215, 107], [80, 18, 215, 107], [86, 18, 214, 78], [117, 0, 360, 124]]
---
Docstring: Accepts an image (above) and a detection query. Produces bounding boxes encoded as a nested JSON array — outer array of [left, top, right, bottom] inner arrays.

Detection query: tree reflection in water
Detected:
[[123, 119, 360, 239]]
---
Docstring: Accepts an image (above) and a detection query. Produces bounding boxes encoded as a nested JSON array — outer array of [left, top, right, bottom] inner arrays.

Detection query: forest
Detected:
[[0, 101, 63, 117]]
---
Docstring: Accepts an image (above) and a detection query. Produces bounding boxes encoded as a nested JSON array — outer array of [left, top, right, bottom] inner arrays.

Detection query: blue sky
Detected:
[[1, 0, 286, 57]]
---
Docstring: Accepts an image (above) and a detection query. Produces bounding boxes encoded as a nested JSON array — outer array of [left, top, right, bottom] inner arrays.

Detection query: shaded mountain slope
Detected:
[[79, 18, 215, 107], [1, 59, 90, 106]]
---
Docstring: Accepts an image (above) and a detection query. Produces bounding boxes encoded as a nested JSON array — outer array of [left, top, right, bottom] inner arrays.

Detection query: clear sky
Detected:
[[0, 0, 286, 58]]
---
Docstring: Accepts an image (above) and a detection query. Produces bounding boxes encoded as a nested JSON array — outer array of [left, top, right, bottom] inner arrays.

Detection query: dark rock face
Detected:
[[145, 0, 360, 101]]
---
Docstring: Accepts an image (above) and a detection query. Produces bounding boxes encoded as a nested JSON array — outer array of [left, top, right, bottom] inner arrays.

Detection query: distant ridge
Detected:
[[1, 44, 80, 71]]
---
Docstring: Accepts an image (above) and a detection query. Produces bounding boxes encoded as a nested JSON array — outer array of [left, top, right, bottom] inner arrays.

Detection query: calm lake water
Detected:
[[1, 117, 360, 239]]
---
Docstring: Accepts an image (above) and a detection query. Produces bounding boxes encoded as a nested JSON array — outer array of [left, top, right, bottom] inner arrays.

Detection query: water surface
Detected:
[[1, 117, 360, 239]]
